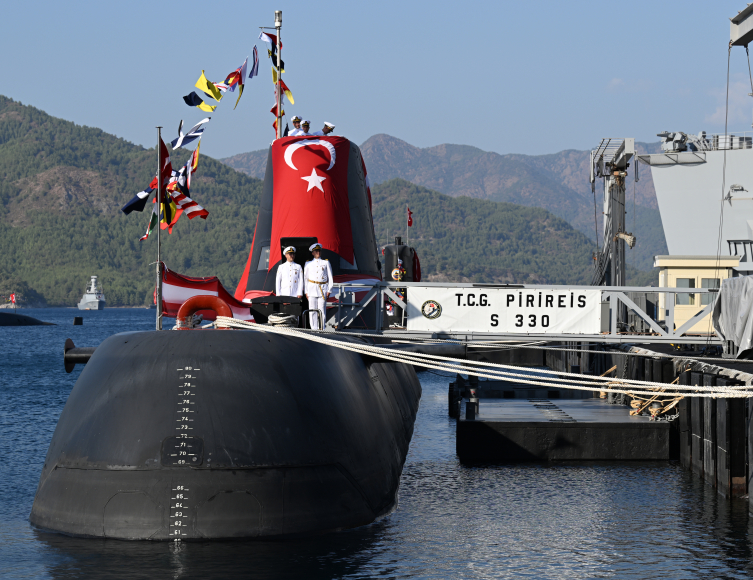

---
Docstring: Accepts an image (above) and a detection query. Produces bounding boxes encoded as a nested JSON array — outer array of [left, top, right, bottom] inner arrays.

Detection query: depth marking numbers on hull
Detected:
[[168, 365, 201, 540]]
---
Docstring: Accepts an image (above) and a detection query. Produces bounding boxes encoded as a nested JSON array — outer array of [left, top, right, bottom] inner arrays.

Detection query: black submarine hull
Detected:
[[30, 330, 421, 539]]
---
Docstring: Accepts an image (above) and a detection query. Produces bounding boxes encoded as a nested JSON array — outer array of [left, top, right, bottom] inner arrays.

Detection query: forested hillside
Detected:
[[0, 97, 654, 306], [0, 96, 263, 305]]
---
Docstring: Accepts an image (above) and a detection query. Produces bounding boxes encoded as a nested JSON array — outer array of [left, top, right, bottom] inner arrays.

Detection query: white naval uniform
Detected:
[[289, 128, 304, 136], [304, 257, 333, 330], [275, 261, 304, 297], [309, 130, 324, 136]]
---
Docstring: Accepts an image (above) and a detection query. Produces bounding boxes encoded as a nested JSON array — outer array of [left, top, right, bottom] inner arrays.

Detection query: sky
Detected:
[[1, 0, 752, 159]]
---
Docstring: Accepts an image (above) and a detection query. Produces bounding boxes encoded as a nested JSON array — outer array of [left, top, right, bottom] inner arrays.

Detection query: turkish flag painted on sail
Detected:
[[269, 136, 353, 266]]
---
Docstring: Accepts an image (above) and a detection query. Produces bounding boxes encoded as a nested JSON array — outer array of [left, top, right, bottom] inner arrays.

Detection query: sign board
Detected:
[[406, 287, 602, 334]]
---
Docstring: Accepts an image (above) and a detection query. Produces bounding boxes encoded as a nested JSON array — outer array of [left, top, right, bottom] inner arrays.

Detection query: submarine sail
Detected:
[[235, 136, 381, 301]]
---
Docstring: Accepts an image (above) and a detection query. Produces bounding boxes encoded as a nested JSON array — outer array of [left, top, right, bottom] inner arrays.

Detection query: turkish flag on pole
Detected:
[[407, 207, 413, 227], [9, 293, 15, 304]]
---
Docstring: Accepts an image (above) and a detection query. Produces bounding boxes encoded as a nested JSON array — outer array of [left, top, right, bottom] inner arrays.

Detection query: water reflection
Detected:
[[34, 524, 391, 580]]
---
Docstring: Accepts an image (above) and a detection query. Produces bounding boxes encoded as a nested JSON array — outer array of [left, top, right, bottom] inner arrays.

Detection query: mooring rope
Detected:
[[465, 342, 739, 365], [210, 317, 753, 398], [260, 325, 738, 365]]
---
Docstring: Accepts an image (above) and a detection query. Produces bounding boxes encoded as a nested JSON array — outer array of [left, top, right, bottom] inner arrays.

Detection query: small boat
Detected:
[[77, 276, 105, 310]]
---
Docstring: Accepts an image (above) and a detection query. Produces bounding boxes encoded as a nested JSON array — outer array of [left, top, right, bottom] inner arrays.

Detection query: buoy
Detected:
[[176, 295, 232, 329]]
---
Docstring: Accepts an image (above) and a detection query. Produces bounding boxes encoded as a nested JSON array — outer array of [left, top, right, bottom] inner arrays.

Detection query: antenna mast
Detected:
[[589, 138, 635, 290]]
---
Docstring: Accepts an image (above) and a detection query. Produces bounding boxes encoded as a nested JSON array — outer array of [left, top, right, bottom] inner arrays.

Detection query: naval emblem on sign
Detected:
[[421, 300, 442, 319], [408, 287, 601, 334]]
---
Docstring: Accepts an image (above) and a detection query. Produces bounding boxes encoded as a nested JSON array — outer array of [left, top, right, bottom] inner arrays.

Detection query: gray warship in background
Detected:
[[29, 135, 440, 540], [77, 276, 105, 310]]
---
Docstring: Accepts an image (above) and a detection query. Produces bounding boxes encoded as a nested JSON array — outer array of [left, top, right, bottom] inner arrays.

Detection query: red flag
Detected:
[[9, 293, 15, 304], [159, 138, 172, 186], [407, 207, 413, 227]]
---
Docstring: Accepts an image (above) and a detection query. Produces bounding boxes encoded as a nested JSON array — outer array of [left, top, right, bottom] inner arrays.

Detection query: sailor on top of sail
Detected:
[[289, 116, 304, 136], [304, 242, 333, 330], [300, 120, 311, 135], [311, 122, 335, 136], [276, 246, 304, 298]]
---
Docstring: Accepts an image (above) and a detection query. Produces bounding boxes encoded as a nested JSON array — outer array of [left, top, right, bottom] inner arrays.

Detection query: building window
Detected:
[[701, 278, 720, 305], [675, 278, 695, 305], [256, 246, 270, 271]]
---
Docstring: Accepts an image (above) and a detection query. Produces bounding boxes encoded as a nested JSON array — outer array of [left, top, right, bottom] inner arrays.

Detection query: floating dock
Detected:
[[457, 397, 675, 462]]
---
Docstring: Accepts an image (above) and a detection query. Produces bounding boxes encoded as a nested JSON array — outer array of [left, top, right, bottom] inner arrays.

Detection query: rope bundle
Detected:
[[211, 316, 753, 399]]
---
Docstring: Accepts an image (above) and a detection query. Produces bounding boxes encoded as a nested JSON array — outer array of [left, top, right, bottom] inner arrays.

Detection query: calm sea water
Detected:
[[2, 308, 753, 579]]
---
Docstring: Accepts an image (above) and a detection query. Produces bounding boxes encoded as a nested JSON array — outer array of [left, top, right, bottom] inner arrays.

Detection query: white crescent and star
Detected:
[[284, 139, 336, 171], [301, 168, 327, 192]]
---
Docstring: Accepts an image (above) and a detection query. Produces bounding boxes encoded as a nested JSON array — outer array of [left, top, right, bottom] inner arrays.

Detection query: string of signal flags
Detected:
[[120, 31, 295, 240]]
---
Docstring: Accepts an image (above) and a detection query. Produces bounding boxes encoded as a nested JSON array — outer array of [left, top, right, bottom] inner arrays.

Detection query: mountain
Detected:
[[220, 135, 667, 271], [0, 96, 655, 307]]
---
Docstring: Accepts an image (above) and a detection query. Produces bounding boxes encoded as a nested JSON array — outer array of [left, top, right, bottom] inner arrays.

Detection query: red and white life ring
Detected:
[[176, 295, 233, 329]]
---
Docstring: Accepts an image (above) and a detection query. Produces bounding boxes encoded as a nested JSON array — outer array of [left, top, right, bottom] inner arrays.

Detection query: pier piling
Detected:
[[678, 371, 692, 469]]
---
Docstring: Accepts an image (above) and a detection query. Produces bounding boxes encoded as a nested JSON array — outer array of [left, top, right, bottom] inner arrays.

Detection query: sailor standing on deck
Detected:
[[304, 243, 333, 330], [300, 120, 311, 135], [289, 116, 303, 136], [275, 246, 304, 298], [311, 122, 335, 136]]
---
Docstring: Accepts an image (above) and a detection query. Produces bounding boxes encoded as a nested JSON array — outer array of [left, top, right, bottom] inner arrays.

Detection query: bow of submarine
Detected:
[[29, 329, 422, 540]]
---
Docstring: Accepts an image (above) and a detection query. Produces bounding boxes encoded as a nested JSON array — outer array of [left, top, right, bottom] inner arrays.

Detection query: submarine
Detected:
[[30, 135, 445, 540]]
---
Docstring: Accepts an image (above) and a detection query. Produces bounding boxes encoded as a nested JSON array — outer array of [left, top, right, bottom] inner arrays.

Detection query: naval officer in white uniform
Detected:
[[288, 116, 304, 136], [311, 122, 335, 136], [304, 242, 333, 330], [275, 246, 304, 298]]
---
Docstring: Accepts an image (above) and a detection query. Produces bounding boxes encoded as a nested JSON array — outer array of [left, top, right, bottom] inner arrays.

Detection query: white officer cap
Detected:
[[309, 242, 323, 251], [324, 122, 335, 129], [283, 246, 296, 254], [291, 115, 302, 122], [302, 120, 311, 125], [397, 259, 403, 264]]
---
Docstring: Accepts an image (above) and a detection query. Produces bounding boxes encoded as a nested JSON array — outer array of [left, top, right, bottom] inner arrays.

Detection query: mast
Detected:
[[156, 126, 163, 331], [275, 10, 282, 139]]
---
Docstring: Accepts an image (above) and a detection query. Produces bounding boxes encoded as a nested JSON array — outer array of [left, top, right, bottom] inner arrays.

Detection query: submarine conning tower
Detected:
[[235, 136, 381, 299], [30, 134, 424, 540]]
